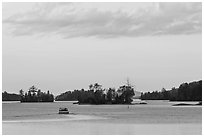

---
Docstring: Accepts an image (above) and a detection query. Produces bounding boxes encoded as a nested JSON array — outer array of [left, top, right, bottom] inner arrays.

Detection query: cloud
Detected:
[[3, 2, 202, 38]]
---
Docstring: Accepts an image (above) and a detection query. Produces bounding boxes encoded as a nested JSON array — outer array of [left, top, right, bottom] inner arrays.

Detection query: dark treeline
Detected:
[[55, 83, 135, 104], [2, 91, 21, 101], [140, 80, 202, 101], [20, 86, 54, 102], [3, 80, 201, 102]]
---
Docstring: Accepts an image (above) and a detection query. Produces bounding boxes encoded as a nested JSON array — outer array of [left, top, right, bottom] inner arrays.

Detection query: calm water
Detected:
[[2, 100, 202, 135]]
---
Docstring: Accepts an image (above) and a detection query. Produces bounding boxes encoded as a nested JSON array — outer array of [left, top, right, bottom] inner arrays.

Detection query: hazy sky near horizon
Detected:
[[2, 2, 202, 95]]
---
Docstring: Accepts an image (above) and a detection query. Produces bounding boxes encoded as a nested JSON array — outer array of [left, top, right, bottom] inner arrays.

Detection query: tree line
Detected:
[[55, 83, 135, 104], [2, 91, 21, 101], [2, 80, 202, 102], [19, 86, 54, 102], [140, 80, 202, 101]]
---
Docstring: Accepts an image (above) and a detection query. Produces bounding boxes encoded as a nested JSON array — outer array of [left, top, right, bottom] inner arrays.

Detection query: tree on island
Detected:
[[106, 88, 116, 103], [20, 86, 54, 102], [117, 85, 135, 104], [55, 82, 135, 104]]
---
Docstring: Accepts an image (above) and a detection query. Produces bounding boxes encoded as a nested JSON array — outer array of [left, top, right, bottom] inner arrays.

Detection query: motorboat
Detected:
[[59, 107, 69, 114]]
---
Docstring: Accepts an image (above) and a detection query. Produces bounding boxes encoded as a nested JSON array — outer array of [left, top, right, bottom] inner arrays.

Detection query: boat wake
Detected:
[[3, 114, 107, 123]]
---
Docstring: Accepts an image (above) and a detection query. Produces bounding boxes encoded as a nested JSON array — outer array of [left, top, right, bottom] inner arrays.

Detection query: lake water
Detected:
[[2, 100, 202, 135]]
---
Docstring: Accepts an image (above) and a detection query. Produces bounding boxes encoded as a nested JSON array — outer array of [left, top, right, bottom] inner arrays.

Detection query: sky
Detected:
[[2, 2, 202, 95]]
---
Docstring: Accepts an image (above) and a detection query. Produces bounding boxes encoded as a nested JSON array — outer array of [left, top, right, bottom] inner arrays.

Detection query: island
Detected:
[[172, 102, 202, 106], [19, 86, 54, 102], [55, 83, 135, 104]]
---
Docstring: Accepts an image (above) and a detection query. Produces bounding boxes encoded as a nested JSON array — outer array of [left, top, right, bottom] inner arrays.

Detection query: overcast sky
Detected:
[[2, 2, 202, 95]]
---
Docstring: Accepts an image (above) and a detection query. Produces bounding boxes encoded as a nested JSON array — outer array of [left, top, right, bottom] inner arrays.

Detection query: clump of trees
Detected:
[[2, 91, 21, 101], [140, 80, 202, 101], [55, 83, 135, 104], [20, 86, 54, 102]]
